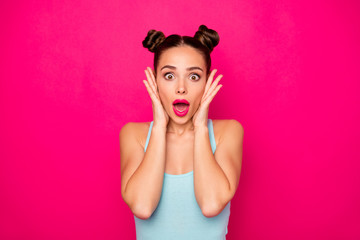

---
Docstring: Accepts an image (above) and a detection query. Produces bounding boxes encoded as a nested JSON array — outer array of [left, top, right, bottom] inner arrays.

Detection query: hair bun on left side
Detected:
[[142, 29, 166, 53]]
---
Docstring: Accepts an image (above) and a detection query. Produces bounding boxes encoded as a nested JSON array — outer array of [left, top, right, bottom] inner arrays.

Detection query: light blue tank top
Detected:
[[134, 119, 231, 240]]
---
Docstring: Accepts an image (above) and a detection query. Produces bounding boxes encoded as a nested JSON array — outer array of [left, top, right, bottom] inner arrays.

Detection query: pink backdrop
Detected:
[[1, 0, 359, 239]]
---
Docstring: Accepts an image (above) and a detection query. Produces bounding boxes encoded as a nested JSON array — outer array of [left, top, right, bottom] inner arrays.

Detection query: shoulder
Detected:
[[212, 119, 244, 133], [120, 121, 152, 149], [120, 121, 151, 132], [212, 119, 244, 145], [212, 119, 243, 130]]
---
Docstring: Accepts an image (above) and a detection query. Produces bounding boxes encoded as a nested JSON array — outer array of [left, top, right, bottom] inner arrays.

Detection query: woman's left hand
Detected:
[[192, 69, 223, 129]]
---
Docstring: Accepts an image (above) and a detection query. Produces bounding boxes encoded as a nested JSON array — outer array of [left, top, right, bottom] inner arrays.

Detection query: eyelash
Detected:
[[164, 72, 201, 81]]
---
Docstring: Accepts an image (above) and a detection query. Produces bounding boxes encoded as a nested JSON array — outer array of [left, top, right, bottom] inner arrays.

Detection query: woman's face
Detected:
[[155, 45, 208, 122]]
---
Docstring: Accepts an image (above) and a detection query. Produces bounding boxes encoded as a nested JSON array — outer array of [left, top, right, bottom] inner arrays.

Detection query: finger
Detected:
[[203, 69, 217, 99], [147, 67, 157, 85], [203, 74, 223, 101], [147, 67, 159, 96], [203, 84, 223, 103], [143, 79, 158, 103], [205, 69, 217, 94], [144, 69, 158, 98]]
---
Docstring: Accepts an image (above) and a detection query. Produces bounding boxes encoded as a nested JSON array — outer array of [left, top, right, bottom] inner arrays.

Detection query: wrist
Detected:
[[194, 125, 208, 133], [152, 124, 167, 133]]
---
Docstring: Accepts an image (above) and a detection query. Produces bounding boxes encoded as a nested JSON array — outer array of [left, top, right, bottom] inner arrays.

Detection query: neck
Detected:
[[166, 118, 195, 136]]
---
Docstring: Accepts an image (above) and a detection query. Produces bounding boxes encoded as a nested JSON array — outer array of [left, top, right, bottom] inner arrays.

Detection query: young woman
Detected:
[[120, 25, 244, 239]]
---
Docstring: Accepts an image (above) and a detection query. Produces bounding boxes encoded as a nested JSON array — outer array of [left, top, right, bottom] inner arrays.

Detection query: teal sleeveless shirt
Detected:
[[134, 119, 231, 240]]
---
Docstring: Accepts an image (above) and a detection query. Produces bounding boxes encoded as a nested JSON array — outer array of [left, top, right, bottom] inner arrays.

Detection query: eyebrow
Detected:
[[160, 65, 203, 72]]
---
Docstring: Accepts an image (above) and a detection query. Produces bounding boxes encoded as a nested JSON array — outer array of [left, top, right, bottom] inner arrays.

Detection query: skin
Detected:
[[120, 45, 244, 219]]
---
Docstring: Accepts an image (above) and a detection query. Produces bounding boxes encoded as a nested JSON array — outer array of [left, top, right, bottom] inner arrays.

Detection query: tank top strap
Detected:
[[208, 119, 217, 154], [144, 121, 153, 152], [144, 119, 216, 153]]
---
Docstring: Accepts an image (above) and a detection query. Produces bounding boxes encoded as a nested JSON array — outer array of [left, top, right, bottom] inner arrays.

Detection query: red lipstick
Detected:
[[172, 99, 190, 117]]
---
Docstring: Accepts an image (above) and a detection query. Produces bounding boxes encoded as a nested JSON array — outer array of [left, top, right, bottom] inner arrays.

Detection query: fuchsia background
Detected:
[[1, 0, 360, 239]]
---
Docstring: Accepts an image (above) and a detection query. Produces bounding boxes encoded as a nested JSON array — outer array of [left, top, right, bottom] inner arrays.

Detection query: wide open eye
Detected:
[[190, 73, 200, 81], [164, 72, 174, 80]]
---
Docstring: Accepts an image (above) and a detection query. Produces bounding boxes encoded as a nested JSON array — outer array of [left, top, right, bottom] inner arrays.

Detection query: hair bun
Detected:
[[142, 30, 166, 53], [194, 25, 219, 53]]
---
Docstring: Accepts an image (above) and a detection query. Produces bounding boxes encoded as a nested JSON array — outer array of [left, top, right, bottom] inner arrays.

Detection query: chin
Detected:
[[170, 113, 195, 124]]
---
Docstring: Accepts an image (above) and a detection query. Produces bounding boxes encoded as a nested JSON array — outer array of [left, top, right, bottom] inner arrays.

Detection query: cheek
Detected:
[[157, 87, 169, 105], [197, 87, 206, 98], [193, 90, 204, 106]]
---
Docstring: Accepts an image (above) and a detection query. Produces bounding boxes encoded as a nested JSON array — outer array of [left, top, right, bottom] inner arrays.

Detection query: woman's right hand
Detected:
[[143, 67, 169, 129]]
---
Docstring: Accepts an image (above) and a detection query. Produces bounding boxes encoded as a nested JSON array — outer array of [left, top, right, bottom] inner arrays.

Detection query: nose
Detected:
[[176, 78, 187, 94], [177, 88, 186, 94]]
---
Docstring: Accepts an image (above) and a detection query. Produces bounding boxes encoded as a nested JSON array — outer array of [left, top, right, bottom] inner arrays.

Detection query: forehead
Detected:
[[158, 46, 205, 69]]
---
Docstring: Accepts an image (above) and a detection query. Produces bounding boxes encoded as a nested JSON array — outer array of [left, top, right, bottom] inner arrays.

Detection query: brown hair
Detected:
[[142, 25, 220, 78]]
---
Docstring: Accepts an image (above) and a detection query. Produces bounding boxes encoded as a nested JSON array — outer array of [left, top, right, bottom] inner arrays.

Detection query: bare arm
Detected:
[[193, 125, 231, 217], [193, 120, 243, 218], [120, 123, 167, 219]]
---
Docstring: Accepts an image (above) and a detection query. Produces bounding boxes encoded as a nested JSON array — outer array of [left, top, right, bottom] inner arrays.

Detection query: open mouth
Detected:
[[172, 102, 190, 116], [173, 103, 189, 112]]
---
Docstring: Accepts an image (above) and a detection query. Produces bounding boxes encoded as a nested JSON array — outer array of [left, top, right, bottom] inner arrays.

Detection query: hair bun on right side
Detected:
[[194, 25, 220, 53], [142, 29, 166, 53]]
